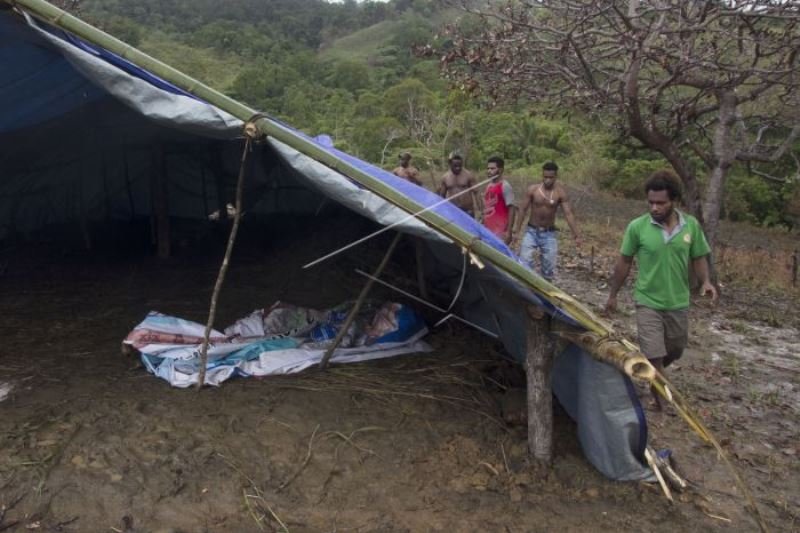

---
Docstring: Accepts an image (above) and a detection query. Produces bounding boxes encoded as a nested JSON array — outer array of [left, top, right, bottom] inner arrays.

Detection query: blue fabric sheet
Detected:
[[2, 8, 650, 480]]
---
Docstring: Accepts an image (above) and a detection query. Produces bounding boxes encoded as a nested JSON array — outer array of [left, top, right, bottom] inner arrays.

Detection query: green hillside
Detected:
[[320, 20, 398, 63], [75, 0, 797, 231]]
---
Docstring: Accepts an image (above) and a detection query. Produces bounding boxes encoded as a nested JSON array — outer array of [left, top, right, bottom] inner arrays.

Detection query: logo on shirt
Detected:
[[683, 233, 691, 244]]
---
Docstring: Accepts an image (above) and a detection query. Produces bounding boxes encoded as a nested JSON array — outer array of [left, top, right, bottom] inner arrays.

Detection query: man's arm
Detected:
[[511, 190, 532, 252], [692, 255, 718, 302], [505, 205, 517, 244], [513, 187, 531, 236], [409, 168, 422, 186], [469, 176, 483, 221], [605, 255, 633, 313], [436, 178, 447, 197], [559, 188, 581, 245], [502, 181, 517, 244]]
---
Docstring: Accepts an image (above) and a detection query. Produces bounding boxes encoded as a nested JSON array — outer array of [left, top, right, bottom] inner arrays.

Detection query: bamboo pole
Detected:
[[318, 232, 402, 370], [195, 137, 251, 388], [553, 328, 656, 381]]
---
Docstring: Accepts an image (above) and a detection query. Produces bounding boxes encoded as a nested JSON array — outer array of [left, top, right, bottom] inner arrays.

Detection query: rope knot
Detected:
[[243, 113, 268, 140]]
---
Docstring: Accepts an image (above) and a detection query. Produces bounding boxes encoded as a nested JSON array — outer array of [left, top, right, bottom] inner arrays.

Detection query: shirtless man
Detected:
[[512, 161, 581, 281], [392, 152, 422, 186], [436, 153, 481, 220]]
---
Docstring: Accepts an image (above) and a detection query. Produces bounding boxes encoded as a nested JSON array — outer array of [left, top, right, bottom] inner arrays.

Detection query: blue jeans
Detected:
[[520, 227, 558, 281]]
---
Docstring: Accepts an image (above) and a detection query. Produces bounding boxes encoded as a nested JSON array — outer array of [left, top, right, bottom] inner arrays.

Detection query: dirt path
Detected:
[[1, 226, 798, 532], [556, 245, 800, 532]]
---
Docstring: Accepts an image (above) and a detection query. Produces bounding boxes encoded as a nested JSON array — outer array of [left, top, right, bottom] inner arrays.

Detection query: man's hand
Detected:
[[604, 295, 618, 315], [699, 281, 718, 302]]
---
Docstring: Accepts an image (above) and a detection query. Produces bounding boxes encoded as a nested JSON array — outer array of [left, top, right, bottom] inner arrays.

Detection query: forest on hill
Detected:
[[76, 0, 799, 231]]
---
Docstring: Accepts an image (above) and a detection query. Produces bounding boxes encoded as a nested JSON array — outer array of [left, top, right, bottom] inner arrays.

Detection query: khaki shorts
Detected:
[[635, 305, 688, 366]]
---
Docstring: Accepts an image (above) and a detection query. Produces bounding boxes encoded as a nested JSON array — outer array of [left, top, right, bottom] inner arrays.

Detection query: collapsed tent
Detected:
[[0, 0, 651, 481]]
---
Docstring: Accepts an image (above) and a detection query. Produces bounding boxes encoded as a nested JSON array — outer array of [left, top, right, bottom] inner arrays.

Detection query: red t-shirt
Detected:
[[484, 180, 515, 237]]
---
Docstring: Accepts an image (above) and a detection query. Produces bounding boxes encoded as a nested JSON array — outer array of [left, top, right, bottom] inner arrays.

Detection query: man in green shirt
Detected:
[[605, 170, 717, 409]]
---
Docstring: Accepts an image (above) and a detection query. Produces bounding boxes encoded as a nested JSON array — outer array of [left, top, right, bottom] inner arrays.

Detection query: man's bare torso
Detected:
[[441, 169, 476, 212], [525, 183, 565, 227], [393, 165, 420, 184]]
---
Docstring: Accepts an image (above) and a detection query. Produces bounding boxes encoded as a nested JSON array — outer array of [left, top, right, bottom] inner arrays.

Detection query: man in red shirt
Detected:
[[482, 156, 516, 244]]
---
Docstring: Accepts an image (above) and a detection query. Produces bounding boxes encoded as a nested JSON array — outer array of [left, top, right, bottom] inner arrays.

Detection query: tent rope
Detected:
[[445, 250, 467, 313]]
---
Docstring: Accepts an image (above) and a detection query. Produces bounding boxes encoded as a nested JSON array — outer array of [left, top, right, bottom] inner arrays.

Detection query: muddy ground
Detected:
[[0, 211, 798, 532]]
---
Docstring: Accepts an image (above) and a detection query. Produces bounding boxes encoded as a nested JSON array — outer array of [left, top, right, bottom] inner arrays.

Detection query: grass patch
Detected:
[[716, 244, 798, 292], [320, 20, 400, 63], [138, 31, 244, 92]]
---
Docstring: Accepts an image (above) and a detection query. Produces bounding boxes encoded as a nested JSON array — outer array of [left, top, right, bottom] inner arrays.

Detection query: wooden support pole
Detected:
[[792, 249, 798, 287], [195, 137, 252, 389], [319, 232, 403, 370], [525, 307, 555, 464]]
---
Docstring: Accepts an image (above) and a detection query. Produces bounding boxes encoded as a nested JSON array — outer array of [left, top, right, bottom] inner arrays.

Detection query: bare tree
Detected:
[[434, 0, 800, 246]]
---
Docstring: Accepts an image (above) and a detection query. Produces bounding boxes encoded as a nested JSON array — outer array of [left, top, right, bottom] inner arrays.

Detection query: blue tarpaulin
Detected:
[[0, 5, 651, 481]]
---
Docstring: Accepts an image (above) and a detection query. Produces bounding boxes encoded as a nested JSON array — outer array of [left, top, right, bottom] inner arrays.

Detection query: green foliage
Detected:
[[230, 62, 301, 108], [351, 117, 405, 162], [80, 0, 796, 227], [724, 172, 791, 227], [96, 15, 143, 46], [326, 61, 372, 94], [383, 78, 437, 120], [604, 159, 667, 198], [463, 111, 519, 164], [390, 12, 435, 51]]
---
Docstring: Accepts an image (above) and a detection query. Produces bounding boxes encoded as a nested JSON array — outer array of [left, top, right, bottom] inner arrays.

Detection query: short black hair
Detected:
[[487, 156, 504, 168], [645, 170, 682, 201], [448, 152, 463, 162], [542, 161, 559, 172]]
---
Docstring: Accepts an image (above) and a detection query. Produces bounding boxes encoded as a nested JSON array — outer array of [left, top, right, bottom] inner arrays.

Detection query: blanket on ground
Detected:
[[124, 301, 431, 387]]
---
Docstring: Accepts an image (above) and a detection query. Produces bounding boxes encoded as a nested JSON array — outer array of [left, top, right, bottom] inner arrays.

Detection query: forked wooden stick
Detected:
[[196, 136, 252, 389], [319, 232, 403, 370]]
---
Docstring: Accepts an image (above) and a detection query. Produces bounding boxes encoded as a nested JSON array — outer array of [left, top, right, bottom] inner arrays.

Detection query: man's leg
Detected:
[[663, 309, 689, 367], [635, 305, 668, 411], [539, 230, 558, 282], [519, 228, 537, 271]]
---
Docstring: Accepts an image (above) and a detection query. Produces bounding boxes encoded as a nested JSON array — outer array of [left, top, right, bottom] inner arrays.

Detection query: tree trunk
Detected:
[[702, 91, 738, 249], [623, 53, 704, 222]]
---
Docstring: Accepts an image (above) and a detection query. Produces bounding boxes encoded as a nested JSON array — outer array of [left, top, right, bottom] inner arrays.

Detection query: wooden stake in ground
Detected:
[[195, 136, 253, 389], [525, 306, 555, 464], [318, 232, 403, 370]]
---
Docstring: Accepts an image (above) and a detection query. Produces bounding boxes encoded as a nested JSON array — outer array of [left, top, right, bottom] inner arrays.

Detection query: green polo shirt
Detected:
[[621, 211, 710, 310]]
